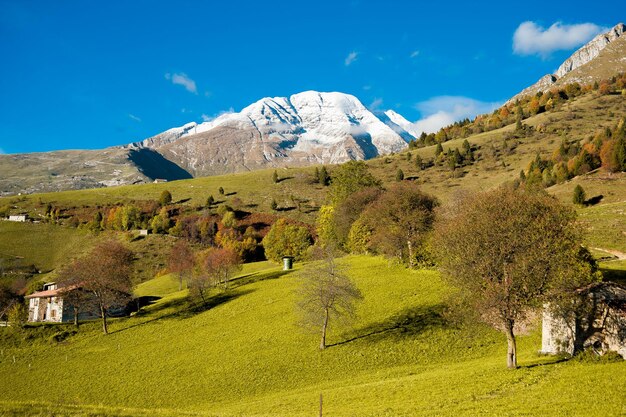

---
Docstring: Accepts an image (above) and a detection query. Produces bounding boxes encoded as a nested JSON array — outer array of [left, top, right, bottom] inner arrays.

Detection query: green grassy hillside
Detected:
[[0, 257, 624, 416]]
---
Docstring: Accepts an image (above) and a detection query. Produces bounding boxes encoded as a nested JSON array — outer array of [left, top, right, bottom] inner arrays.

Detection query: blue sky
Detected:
[[0, 0, 619, 154]]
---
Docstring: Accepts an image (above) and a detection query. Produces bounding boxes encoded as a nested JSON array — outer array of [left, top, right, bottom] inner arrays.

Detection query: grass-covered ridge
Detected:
[[0, 257, 624, 416]]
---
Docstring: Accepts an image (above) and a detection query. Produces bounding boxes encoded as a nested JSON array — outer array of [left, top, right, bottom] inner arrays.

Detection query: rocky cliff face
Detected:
[[555, 23, 625, 78], [510, 23, 625, 101]]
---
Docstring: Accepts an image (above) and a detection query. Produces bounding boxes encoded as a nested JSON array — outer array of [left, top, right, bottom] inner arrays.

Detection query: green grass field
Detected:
[[1, 91, 625, 416], [0, 257, 624, 416]]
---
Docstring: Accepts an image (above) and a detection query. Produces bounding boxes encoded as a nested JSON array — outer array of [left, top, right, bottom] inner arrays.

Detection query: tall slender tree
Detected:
[[297, 247, 362, 350]]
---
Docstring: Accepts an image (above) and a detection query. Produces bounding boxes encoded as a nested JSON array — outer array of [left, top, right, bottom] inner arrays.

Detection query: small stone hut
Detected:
[[541, 282, 626, 358]]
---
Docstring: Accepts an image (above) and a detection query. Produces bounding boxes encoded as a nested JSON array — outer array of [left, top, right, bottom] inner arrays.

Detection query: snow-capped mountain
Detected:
[[130, 91, 417, 176]]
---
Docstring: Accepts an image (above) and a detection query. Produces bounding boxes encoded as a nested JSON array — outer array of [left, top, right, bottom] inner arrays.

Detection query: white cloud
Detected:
[[363, 85, 372, 91], [413, 96, 502, 134], [345, 51, 358, 66], [165, 72, 198, 94], [201, 108, 235, 123], [410, 50, 420, 58], [128, 113, 141, 122], [513, 21, 605, 57], [367, 97, 383, 112]]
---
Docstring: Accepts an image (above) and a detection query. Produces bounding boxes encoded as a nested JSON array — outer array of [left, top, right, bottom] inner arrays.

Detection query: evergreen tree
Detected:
[[435, 143, 444, 158], [272, 170, 279, 184], [415, 154, 423, 171], [462, 139, 471, 154], [206, 195, 215, 207], [396, 169, 405, 181], [318, 166, 330, 186], [573, 185, 586, 205]]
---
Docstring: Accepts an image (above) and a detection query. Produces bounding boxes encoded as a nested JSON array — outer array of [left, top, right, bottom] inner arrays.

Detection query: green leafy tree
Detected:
[[359, 183, 438, 267], [332, 187, 382, 249], [206, 195, 215, 207], [151, 207, 172, 233], [347, 217, 372, 254], [7, 303, 27, 328], [328, 161, 381, 204], [316, 205, 337, 247], [218, 187, 225, 195], [222, 211, 237, 228], [433, 187, 596, 368], [159, 190, 172, 206], [395, 169, 405, 181], [262, 219, 312, 263]]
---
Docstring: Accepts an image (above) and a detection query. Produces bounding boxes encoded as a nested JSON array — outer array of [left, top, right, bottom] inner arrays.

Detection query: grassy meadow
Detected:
[[0, 257, 624, 416], [0, 89, 625, 416]]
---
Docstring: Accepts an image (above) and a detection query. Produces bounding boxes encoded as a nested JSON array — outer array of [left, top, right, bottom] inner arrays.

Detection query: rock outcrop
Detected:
[[510, 23, 626, 102]]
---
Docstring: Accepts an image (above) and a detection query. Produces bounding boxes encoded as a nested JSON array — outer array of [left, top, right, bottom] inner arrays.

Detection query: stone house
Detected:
[[7, 215, 27, 222], [541, 282, 626, 358], [25, 282, 98, 323]]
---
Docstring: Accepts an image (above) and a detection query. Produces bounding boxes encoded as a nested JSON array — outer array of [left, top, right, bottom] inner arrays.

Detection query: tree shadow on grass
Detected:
[[585, 195, 603, 206], [181, 289, 254, 318], [521, 356, 571, 369], [600, 267, 626, 285], [229, 269, 291, 288], [111, 289, 254, 334], [329, 304, 446, 348]]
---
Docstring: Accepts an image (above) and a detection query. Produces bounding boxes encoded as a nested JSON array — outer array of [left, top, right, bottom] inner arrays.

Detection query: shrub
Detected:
[[573, 185, 586, 205], [159, 190, 172, 206]]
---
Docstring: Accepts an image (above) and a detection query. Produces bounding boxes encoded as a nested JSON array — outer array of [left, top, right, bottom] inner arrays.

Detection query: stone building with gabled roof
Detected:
[[25, 282, 99, 323]]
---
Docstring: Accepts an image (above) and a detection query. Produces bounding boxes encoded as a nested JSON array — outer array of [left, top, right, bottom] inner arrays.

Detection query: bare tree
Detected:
[[168, 240, 195, 291], [70, 241, 134, 334], [297, 248, 363, 350], [433, 187, 596, 368]]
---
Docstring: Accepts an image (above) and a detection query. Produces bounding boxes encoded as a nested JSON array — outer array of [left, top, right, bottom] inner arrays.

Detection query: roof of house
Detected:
[[26, 284, 80, 299], [26, 288, 61, 298]]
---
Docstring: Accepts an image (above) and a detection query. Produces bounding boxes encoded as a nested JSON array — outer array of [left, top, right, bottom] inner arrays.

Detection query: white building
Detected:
[[7, 215, 27, 222], [26, 283, 65, 322]]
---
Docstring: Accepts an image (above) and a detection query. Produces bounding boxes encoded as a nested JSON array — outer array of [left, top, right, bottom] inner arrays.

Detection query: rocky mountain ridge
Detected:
[[510, 23, 625, 101]]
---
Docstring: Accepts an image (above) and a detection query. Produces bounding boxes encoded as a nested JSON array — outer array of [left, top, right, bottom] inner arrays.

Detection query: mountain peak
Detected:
[[129, 90, 419, 177]]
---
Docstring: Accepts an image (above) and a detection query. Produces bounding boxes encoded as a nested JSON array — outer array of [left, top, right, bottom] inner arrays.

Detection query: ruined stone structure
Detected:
[[541, 282, 626, 358]]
